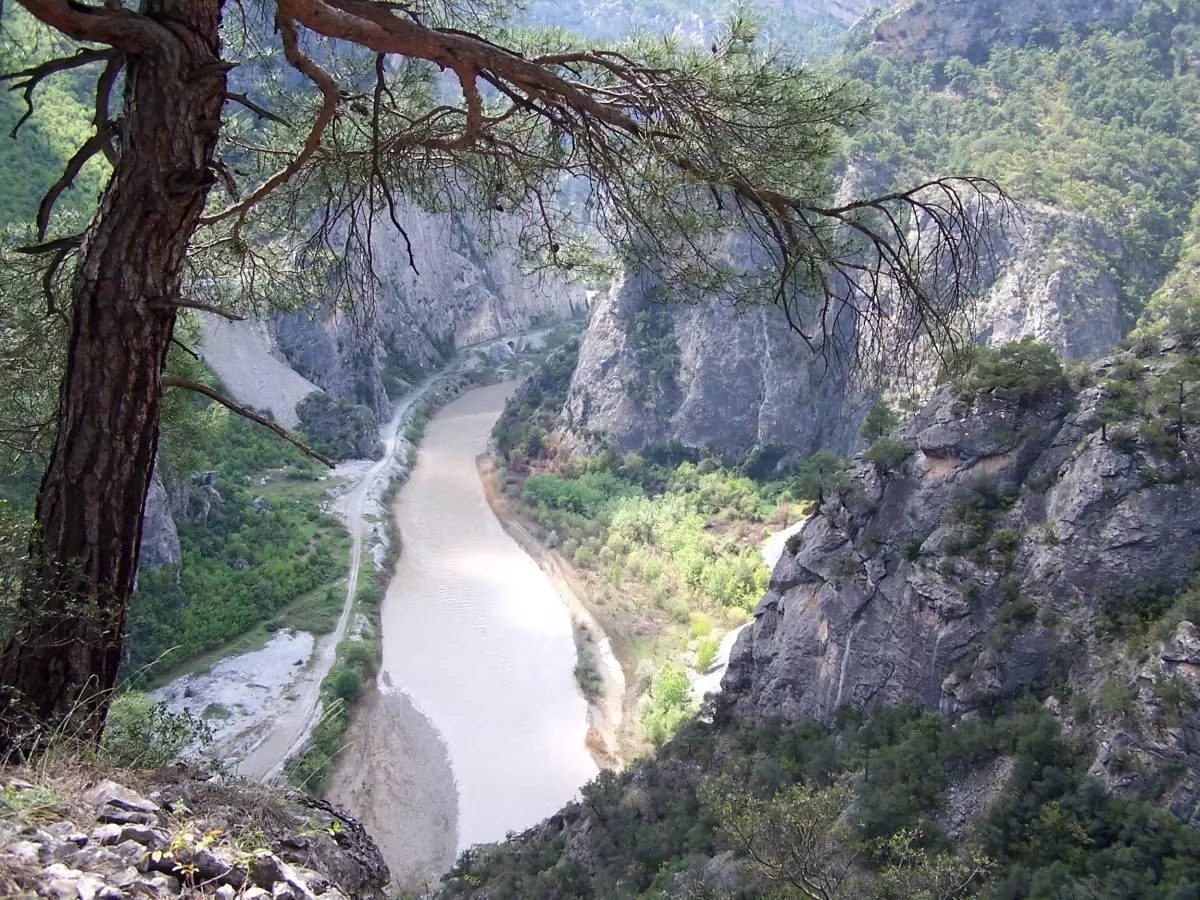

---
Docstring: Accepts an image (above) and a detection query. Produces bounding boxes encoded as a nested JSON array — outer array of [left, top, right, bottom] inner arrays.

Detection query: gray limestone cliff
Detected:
[[138, 468, 181, 579], [723, 337, 1200, 822], [561, 202, 1126, 463], [561, 277, 868, 464], [854, 0, 1145, 62], [272, 206, 585, 419]]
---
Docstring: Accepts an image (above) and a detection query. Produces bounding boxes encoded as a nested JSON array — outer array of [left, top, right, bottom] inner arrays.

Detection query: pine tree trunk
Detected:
[[0, 0, 226, 755]]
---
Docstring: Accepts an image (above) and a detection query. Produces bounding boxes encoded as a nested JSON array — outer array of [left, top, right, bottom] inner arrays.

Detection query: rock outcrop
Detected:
[[0, 768, 389, 900], [855, 0, 1145, 62], [970, 203, 1128, 359], [295, 392, 384, 462], [560, 202, 1127, 463], [138, 469, 181, 579], [561, 278, 869, 464], [723, 338, 1200, 820]]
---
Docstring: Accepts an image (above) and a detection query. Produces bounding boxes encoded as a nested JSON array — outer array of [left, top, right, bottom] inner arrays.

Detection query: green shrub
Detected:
[[101, 692, 213, 768], [901, 536, 924, 561], [694, 636, 720, 672], [863, 438, 912, 475], [338, 640, 379, 677], [1139, 421, 1180, 458], [689, 612, 712, 640], [1010, 596, 1037, 627], [792, 451, 853, 508], [859, 400, 900, 442], [1098, 679, 1134, 715], [640, 664, 694, 744], [324, 666, 363, 702], [956, 337, 1067, 408], [574, 646, 603, 701], [830, 554, 862, 582], [1109, 426, 1139, 455]]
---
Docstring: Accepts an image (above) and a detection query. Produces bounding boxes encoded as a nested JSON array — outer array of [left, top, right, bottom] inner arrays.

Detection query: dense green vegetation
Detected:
[[844, 1, 1200, 317], [0, 5, 108, 225], [442, 700, 1200, 899], [126, 411, 348, 681], [493, 347, 812, 748]]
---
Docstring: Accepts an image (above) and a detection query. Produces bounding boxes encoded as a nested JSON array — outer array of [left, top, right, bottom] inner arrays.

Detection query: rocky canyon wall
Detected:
[[560, 202, 1127, 464]]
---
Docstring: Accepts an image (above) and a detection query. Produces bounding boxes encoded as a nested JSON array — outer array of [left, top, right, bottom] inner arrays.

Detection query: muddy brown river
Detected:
[[380, 382, 597, 850]]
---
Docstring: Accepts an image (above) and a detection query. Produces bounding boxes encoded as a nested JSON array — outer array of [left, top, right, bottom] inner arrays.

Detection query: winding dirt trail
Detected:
[[236, 389, 432, 781]]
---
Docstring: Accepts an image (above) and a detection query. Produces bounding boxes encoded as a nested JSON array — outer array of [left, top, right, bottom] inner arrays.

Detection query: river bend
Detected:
[[381, 382, 597, 849]]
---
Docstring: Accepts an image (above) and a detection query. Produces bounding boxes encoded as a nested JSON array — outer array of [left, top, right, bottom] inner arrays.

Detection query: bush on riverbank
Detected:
[[491, 359, 807, 748], [128, 414, 349, 682]]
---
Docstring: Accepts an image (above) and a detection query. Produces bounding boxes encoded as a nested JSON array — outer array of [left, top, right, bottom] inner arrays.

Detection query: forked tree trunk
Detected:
[[0, 0, 226, 755]]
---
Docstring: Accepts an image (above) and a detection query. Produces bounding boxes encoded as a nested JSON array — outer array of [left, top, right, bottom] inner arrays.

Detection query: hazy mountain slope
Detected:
[[552, 0, 1200, 464]]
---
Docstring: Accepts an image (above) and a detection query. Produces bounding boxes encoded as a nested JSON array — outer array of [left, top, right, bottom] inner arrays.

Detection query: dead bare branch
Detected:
[[93, 51, 124, 165], [36, 121, 116, 241], [1, 47, 117, 137], [146, 298, 245, 321]]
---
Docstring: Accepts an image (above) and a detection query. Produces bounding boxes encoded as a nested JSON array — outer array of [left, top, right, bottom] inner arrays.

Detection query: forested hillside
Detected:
[[845, 0, 1200, 319], [0, 7, 108, 224]]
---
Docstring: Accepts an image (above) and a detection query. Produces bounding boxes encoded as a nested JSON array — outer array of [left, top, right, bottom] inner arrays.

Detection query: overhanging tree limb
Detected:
[[198, 13, 340, 233], [12, 0, 173, 53], [161, 376, 335, 468], [36, 121, 117, 242]]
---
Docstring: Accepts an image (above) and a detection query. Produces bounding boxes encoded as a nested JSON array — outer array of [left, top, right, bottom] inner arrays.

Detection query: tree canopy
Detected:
[[0, 0, 1003, 750]]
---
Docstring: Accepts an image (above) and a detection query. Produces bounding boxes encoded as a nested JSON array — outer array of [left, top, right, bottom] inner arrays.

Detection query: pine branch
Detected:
[[160, 376, 335, 467], [93, 52, 124, 165], [223, 91, 293, 127], [199, 14, 340, 233], [13, 0, 173, 53], [36, 121, 117, 242]]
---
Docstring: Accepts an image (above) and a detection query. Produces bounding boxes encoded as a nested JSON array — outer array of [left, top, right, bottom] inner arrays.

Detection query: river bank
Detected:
[[479, 459, 628, 768], [326, 383, 598, 890], [480, 444, 809, 756]]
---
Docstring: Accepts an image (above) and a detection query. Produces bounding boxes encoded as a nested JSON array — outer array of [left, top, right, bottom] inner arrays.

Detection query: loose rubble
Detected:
[[0, 767, 388, 900]]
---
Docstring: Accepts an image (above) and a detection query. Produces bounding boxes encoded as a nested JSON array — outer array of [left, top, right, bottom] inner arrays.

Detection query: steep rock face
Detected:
[[296, 391, 384, 461], [274, 207, 585, 418], [562, 277, 868, 463], [857, 0, 1144, 62], [561, 203, 1125, 462], [138, 468, 181, 578], [723, 341, 1200, 819], [972, 203, 1127, 358]]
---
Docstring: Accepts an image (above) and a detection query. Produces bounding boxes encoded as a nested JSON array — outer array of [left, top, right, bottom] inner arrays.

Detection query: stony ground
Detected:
[[0, 766, 388, 900]]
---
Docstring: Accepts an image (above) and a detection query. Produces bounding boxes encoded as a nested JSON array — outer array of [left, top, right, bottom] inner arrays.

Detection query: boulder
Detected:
[[83, 781, 162, 827], [296, 391, 384, 461]]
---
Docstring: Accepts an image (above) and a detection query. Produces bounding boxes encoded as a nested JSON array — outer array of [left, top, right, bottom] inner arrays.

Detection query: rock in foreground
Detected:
[[0, 765, 388, 900]]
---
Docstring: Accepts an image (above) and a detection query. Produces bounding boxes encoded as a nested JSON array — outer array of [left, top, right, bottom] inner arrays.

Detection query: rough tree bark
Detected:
[[0, 0, 227, 754]]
